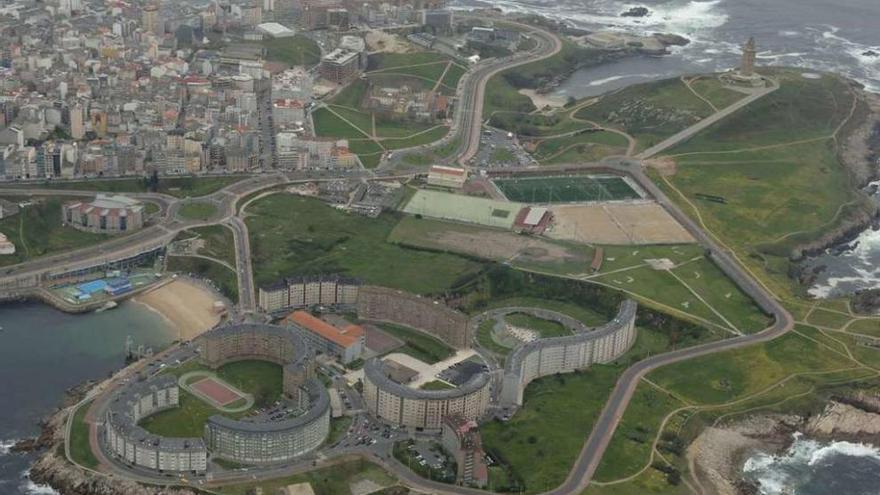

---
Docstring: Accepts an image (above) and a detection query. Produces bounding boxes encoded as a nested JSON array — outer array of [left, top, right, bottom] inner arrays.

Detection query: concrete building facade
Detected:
[[103, 375, 208, 473], [258, 274, 360, 312], [62, 193, 145, 234], [284, 310, 364, 364], [499, 300, 638, 407], [356, 286, 471, 348], [362, 359, 491, 430]]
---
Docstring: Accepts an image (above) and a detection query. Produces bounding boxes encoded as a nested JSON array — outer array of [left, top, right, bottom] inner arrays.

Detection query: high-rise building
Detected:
[[142, 5, 160, 34]]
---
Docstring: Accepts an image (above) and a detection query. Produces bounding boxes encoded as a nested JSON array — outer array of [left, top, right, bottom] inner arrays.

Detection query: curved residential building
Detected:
[[362, 359, 492, 430], [204, 379, 330, 464], [500, 300, 638, 407], [104, 375, 208, 473], [198, 323, 314, 401], [105, 323, 329, 475]]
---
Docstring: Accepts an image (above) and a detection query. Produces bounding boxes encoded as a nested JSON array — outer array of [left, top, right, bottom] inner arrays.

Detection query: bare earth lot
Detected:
[[547, 203, 695, 245]]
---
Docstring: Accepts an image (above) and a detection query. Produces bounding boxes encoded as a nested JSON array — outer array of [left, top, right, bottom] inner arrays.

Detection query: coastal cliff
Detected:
[[688, 396, 880, 495]]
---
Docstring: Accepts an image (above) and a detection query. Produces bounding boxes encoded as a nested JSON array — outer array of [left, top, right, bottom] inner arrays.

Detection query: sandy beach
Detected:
[[134, 278, 222, 340], [518, 89, 568, 109]]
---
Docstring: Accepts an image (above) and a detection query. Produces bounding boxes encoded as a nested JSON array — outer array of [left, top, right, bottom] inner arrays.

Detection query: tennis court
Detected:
[[492, 175, 643, 203]]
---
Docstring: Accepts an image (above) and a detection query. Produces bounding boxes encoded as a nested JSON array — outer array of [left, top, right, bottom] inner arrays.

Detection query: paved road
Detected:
[[636, 80, 779, 160], [224, 216, 256, 312]]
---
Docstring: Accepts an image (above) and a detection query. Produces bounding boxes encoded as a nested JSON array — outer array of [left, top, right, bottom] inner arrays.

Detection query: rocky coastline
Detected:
[[9, 380, 196, 495], [688, 395, 880, 495], [793, 88, 880, 293]]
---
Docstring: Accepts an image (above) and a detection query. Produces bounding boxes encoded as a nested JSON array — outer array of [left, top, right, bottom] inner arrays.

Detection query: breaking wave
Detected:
[[743, 434, 880, 495]]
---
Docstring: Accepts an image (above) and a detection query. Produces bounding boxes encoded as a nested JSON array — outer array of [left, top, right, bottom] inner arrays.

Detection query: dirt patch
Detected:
[[645, 156, 678, 177], [547, 203, 694, 245], [365, 31, 413, 53], [425, 229, 583, 263]]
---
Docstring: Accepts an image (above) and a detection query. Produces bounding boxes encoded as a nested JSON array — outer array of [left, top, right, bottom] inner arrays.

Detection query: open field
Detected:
[[652, 69, 867, 299], [529, 131, 631, 164], [249, 35, 321, 67], [246, 194, 482, 294], [492, 175, 641, 203], [175, 224, 236, 266], [141, 360, 281, 438], [503, 312, 571, 338], [4, 176, 245, 198], [0, 197, 108, 267], [389, 216, 594, 275], [688, 76, 748, 109], [375, 323, 454, 364], [547, 203, 695, 245], [574, 77, 714, 151], [177, 201, 218, 221]]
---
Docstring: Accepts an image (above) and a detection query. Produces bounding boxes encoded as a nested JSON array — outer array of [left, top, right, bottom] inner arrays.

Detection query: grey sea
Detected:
[[0, 302, 173, 494]]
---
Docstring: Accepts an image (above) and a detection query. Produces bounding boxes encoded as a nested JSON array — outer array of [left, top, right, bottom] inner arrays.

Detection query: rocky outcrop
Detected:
[[851, 288, 880, 314], [688, 415, 801, 495], [30, 449, 197, 495], [620, 6, 650, 18], [689, 397, 880, 495], [805, 400, 880, 443]]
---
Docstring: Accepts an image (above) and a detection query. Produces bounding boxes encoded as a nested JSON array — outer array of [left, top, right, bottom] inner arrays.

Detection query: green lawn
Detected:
[[649, 331, 854, 405], [313, 107, 368, 139], [69, 400, 98, 469], [326, 416, 353, 446], [476, 319, 512, 357], [574, 77, 713, 150], [503, 312, 571, 338], [0, 197, 109, 267], [246, 194, 481, 294], [177, 201, 218, 221], [531, 131, 630, 164], [377, 323, 454, 364], [176, 225, 236, 266], [140, 360, 282, 438], [688, 77, 747, 109], [251, 35, 321, 67]]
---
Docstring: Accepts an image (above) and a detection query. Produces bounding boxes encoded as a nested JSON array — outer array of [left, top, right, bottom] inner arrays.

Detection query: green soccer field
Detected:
[[492, 175, 642, 203]]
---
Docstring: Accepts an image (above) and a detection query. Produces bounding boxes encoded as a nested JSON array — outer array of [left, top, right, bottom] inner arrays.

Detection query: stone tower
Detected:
[[741, 37, 757, 76]]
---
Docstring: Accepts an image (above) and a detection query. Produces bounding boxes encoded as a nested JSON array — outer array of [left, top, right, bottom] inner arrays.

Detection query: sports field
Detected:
[[492, 175, 643, 204], [191, 377, 243, 407]]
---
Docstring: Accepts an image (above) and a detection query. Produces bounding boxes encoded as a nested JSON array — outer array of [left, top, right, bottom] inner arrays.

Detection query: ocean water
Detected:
[[0, 301, 174, 494], [744, 434, 880, 495]]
